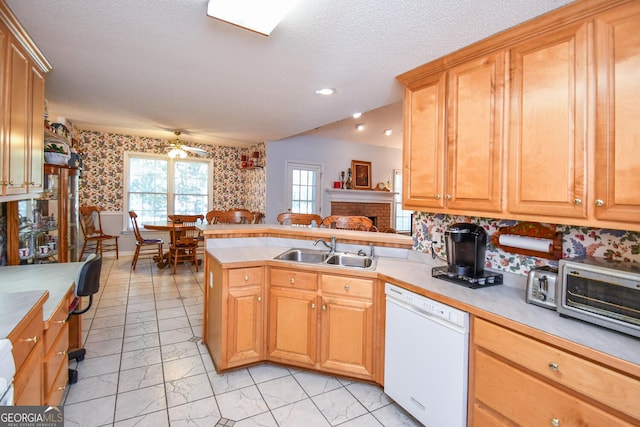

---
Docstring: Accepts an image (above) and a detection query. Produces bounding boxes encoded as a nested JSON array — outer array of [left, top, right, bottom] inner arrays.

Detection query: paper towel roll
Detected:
[[498, 234, 553, 253]]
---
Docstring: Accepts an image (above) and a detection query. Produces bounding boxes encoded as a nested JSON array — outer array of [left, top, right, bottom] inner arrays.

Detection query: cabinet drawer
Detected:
[[270, 268, 317, 291], [474, 350, 635, 427], [9, 305, 44, 370], [44, 323, 69, 394], [321, 274, 373, 299], [474, 317, 640, 420], [228, 267, 263, 287], [44, 291, 72, 352], [45, 358, 68, 406]]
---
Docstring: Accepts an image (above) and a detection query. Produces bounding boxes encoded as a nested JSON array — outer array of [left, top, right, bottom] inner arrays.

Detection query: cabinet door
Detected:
[[267, 287, 317, 367], [319, 295, 374, 379], [28, 64, 45, 192], [447, 53, 505, 213], [507, 23, 588, 218], [5, 37, 30, 195], [402, 73, 446, 210], [0, 21, 6, 187], [593, 4, 640, 224], [226, 285, 263, 366]]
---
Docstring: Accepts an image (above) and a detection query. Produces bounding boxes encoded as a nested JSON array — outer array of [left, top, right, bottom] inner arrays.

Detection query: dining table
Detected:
[[142, 220, 199, 269]]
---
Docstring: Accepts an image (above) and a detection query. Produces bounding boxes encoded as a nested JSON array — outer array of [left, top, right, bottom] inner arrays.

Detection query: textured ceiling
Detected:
[[6, 0, 574, 148]]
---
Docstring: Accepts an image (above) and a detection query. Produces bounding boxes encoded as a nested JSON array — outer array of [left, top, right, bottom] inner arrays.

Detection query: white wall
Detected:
[[265, 135, 402, 224]]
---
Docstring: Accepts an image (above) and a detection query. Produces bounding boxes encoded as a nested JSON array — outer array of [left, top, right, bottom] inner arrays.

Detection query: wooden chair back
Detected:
[[206, 210, 254, 224], [168, 214, 203, 244], [79, 206, 106, 237], [321, 215, 374, 231], [277, 212, 322, 227], [128, 211, 144, 243], [230, 208, 263, 224]]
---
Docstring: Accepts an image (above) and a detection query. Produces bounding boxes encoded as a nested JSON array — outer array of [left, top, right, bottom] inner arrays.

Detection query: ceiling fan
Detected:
[[164, 130, 209, 158]]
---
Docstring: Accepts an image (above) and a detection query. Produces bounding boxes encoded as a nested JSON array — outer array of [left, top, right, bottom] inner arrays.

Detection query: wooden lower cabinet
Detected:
[[203, 254, 265, 371], [470, 317, 640, 426], [43, 289, 74, 405], [319, 274, 374, 379], [10, 295, 46, 405]]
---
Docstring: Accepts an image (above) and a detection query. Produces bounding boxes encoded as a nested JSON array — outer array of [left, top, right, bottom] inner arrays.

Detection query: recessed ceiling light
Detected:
[[355, 123, 365, 131], [206, 0, 297, 36], [352, 112, 362, 119], [315, 88, 336, 95], [384, 129, 392, 136]]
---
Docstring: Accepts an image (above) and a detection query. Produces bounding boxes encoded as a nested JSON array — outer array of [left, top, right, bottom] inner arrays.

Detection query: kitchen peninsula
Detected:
[[199, 224, 640, 426], [0, 263, 84, 406]]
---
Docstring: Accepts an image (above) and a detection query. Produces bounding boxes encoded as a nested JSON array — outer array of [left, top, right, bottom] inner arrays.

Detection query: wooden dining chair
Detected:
[[321, 215, 374, 231], [277, 212, 322, 227], [206, 209, 254, 224], [78, 206, 119, 261], [128, 211, 163, 270], [167, 214, 203, 274]]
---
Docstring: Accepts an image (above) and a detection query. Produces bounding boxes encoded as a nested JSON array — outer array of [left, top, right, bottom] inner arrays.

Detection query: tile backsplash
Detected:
[[413, 212, 640, 276]]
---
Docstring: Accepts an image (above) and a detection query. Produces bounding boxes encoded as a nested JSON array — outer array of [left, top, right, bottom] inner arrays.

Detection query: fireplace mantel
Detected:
[[325, 188, 396, 203]]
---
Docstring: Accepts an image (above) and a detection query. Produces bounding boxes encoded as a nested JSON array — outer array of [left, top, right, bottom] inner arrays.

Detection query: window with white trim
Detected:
[[394, 169, 412, 232], [124, 152, 212, 229]]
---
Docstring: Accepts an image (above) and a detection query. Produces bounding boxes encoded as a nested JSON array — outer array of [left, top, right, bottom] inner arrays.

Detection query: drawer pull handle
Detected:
[[290, 277, 295, 284], [548, 362, 559, 372], [550, 418, 559, 427], [57, 350, 67, 356], [244, 275, 249, 281], [24, 335, 38, 343], [56, 319, 67, 325], [344, 284, 349, 291], [57, 385, 66, 391], [311, 303, 315, 309]]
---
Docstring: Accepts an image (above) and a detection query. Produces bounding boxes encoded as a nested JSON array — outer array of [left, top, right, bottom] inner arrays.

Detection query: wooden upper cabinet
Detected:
[[446, 52, 505, 213], [507, 23, 589, 219], [592, 3, 640, 224], [28, 64, 45, 192], [402, 73, 446, 210]]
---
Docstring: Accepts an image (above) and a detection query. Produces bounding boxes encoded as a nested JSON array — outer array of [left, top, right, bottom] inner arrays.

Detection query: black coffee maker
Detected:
[[445, 223, 487, 277]]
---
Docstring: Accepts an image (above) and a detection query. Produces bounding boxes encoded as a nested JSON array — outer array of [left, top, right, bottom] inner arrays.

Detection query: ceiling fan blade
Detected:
[[182, 146, 209, 155]]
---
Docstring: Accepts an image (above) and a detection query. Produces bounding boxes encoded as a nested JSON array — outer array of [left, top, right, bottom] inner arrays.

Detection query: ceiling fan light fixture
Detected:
[[168, 147, 187, 159], [207, 0, 297, 36]]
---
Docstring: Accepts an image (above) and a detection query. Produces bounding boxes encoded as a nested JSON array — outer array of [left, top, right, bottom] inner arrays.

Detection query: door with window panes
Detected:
[[286, 162, 321, 215]]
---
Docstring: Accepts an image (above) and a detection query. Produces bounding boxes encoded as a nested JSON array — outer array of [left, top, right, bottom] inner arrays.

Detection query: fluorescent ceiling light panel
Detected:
[[207, 0, 297, 36]]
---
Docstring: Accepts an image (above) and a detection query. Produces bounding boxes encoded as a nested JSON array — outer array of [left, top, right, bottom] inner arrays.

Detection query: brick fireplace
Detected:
[[326, 189, 395, 231]]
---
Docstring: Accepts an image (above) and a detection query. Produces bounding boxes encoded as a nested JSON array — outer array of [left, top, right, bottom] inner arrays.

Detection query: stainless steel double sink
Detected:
[[274, 248, 375, 270]]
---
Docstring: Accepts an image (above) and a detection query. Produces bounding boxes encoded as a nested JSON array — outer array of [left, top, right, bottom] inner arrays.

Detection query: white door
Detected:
[[285, 162, 322, 215]]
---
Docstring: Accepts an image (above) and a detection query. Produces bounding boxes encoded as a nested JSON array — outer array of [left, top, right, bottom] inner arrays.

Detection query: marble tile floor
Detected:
[[62, 255, 423, 427]]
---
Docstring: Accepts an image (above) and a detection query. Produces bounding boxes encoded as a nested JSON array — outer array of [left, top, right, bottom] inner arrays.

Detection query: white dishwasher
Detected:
[[384, 283, 469, 427]]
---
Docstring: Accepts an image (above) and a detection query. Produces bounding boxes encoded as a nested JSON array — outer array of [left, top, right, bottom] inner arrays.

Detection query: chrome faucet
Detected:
[[314, 235, 336, 255], [369, 243, 375, 257]]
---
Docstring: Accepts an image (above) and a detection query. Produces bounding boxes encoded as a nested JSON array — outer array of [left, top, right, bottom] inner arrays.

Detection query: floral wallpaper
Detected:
[[76, 130, 266, 215], [413, 212, 640, 276]]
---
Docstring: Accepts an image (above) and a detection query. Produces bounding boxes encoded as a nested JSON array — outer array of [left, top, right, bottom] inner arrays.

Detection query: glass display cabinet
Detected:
[[15, 164, 79, 264]]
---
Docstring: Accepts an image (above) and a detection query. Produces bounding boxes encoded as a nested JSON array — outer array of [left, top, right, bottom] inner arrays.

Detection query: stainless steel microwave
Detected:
[[558, 257, 640, 338]]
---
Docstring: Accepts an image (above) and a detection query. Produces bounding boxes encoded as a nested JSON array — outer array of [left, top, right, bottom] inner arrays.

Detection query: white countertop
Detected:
[[205, 241, 640, 367], [0, 262, 82, 338]]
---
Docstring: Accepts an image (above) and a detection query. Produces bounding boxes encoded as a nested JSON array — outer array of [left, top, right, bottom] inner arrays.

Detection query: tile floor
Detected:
[[62, 255, 423, 426]]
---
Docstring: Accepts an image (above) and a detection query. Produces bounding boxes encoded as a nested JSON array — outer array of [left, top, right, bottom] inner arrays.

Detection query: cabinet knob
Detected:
[[550, 418, 560, 427], [344, 284, 349, 291], [257, 296, 262, 302], [595, 199, 604, 207], [29, 181, 35, 185], [548, 362, 559, 372], [8, 180, 14, 186], [243, 275, 249, 281], [24, 335, 38, 344], [57, 349, 67, 357], [322, 304, 327, 311], [446, 194, 452, 200], [311, 303, 315, 309], [290, 277, 295, 284], [434, 194, 441, 200], [56, 319, 67, 325], [573, 198, 582, 205]]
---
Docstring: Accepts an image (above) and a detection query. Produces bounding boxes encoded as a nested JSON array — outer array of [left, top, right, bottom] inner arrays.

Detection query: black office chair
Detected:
[[67, 254, 102, 384]]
